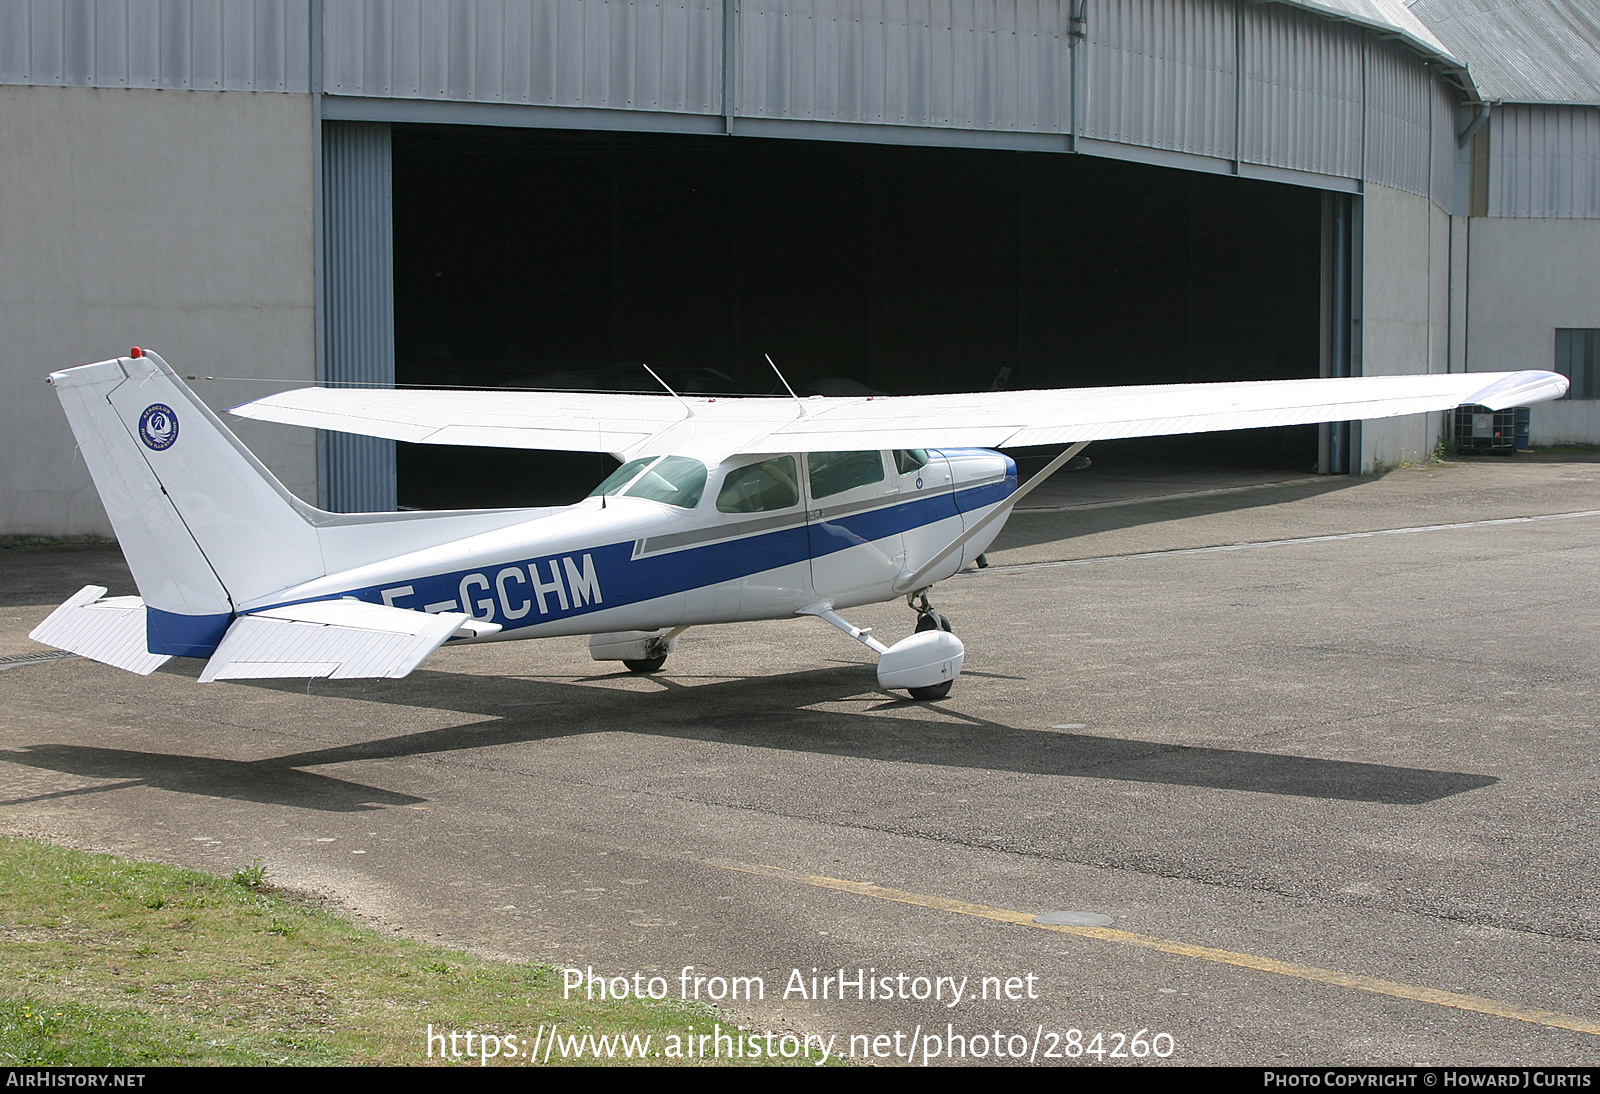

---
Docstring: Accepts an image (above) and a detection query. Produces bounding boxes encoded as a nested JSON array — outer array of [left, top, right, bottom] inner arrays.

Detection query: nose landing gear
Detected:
[[909, 590, 953, 635], [800, 592, 965, 701], [906, 591, 955, 698]]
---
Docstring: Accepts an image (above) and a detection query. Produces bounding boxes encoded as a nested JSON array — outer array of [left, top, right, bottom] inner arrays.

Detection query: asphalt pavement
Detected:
[[3, 455, 1598, 1066]]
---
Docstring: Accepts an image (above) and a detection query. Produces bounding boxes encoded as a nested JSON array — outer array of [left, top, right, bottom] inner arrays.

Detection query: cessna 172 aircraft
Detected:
[[32, 349, 1567, 699]]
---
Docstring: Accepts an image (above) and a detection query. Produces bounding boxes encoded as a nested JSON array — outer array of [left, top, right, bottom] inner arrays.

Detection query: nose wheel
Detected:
[[907, 677, 952, 700], [907, 592, 955, 698], [910, 591, 953, 634]]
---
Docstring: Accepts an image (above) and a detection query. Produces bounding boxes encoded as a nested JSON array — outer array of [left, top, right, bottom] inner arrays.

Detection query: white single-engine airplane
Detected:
[[32, 349, 1567, 699]]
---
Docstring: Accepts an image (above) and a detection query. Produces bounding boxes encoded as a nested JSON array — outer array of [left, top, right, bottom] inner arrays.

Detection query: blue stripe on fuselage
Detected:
[[810, 489, 960, 554], [949, 473, 1016, 514]]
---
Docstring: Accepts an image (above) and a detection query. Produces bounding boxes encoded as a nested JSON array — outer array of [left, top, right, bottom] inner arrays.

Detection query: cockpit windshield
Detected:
[[586, 455, 708, 509], [587, 457, 657, 499], [622, 456, 707, 508]]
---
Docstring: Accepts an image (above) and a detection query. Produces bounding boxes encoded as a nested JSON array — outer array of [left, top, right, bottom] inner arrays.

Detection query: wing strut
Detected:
[[893, 441, 1091, 594]]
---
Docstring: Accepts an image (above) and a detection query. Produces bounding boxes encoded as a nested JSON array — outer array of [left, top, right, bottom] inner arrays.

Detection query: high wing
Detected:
[[231, 371, 1569, 463]]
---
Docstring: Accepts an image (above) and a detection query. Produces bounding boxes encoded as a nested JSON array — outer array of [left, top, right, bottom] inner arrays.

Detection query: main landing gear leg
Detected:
[[799, 596, 964, 701], [622, 626, 688, 673], [590, 628, 688, 673]]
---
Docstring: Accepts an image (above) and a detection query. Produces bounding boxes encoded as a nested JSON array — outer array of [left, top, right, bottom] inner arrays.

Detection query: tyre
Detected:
[[910, 613, 954, 699], [622, 656, 667, 673]]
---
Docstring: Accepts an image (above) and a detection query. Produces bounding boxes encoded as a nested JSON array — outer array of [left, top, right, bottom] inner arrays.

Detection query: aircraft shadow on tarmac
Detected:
[[1, 656, 1494, 813], [0, 744, 425, 813], [992, 470, 1357, 555], [371, 664, 1497, 805]]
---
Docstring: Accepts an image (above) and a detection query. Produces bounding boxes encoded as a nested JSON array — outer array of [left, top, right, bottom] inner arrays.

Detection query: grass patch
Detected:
[[229, 860, 268, 891], [0, 837, 824, 1066]]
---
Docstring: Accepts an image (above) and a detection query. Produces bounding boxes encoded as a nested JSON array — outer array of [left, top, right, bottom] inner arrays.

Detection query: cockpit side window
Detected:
[[716, 456, 800, 513], [894, 449, 929, 474], [807, 451, 885, 499]]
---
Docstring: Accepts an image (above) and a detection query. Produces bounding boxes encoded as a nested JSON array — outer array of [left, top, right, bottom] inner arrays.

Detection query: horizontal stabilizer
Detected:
[[29, 586, 171, 675], [198, 599, 474, 682]]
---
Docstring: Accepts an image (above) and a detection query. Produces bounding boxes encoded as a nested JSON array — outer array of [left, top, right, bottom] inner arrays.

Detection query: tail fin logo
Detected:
[[138, 404, 179, 451]]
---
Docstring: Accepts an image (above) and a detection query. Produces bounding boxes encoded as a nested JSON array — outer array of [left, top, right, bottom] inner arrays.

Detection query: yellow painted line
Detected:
[[718, 861, 1600, 1037]]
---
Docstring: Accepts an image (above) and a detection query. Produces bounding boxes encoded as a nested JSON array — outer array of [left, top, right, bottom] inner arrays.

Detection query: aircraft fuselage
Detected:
[[249, 447, 1017, 642]]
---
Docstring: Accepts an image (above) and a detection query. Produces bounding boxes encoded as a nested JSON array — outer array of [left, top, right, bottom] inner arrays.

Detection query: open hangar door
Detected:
[[389, 125, 1325, 510]]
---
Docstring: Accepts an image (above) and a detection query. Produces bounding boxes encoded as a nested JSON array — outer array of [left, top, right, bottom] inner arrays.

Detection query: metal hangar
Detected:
[[3, 0, 1596, 531]]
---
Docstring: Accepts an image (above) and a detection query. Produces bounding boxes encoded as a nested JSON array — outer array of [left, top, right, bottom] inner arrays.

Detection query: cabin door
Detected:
[[804, 450, 907, 606]]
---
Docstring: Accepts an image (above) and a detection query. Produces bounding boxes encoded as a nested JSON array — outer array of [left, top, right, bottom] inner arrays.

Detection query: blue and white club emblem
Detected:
[[138, 404, 179, 451]]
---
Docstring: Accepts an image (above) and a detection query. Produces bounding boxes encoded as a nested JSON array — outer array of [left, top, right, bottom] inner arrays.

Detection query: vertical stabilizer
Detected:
[[48, 351, 326, 656]]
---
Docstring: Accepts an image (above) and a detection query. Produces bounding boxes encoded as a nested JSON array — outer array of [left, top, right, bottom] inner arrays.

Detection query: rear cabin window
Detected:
[[807, 451, 885, 499], [717, 457, 800, 513]]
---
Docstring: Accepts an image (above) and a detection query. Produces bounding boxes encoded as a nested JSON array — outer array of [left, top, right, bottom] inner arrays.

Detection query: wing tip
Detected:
[[1467, 371, 1570, 410]]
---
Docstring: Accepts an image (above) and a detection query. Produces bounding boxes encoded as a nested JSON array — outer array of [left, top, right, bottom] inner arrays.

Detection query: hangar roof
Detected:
[[1284, 0, 1461, 66], [1406, 0, 1600, 104]]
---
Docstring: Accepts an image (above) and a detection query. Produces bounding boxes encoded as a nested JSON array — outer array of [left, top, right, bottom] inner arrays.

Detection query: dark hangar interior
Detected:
[[391, 126, 1324, 508]]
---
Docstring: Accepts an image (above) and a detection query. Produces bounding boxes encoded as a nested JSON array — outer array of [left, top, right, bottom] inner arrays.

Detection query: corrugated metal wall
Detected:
[[736, 0, 1070, 132], [0, 0, 310, 91], [322, 0, 720, 112], [320, 119, 397, 513], [1241, 3, 1362, 180], [1429, 75, 1457, 209], [1489, 104, 1600, 219], [2, 0, 1478, 202], [1082, 0, 1234, 159], [1365, 38, 1430, 196]]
